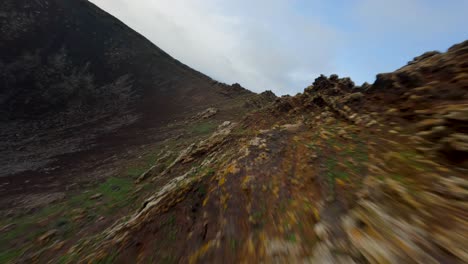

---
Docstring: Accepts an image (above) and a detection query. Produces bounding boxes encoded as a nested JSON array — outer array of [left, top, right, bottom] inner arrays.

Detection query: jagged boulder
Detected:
[[342, 92, 364, 103], [439, 133, 468, 152], [193, 107, 218, 120], [180, 121, 236, 163], [408, 51, 441, 65], [260, 90, 277, 101], [372, 73, 396, 91], [273, 97, 294, 113], [244, 90, 277, 109], [311, 74, 355, 94], [444, 109, 468, 121]]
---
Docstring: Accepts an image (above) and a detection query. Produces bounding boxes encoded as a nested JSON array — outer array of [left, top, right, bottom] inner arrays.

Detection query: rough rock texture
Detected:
[[0, 0, 267, 181], [1, 2, 467, 263], [193, 108, 219, 120], [0, 0, 253, 121], [45, 41, 465, 263], [243, 90, 277, 109]]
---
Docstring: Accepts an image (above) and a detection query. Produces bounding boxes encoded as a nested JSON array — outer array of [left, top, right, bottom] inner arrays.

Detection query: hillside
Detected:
[[52, 40, 464, 263], [1, 0, 468, 263], [67, 41, 467, 264], [2, 35, 467, 262], [0, 1, 274, 261], [0, 0, 253, 120], [0, 0, 271, 195]]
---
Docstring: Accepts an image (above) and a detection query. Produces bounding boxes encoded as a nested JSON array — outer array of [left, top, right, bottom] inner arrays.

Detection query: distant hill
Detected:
[[0, 0, 252, 122], [0, 0, 274, 179]]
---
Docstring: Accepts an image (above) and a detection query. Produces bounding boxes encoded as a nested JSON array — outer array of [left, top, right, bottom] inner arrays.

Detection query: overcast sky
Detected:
[[90, 0, 468, 95]]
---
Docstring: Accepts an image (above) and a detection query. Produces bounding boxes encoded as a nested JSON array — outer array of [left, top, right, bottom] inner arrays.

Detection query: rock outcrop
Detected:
[[1, 2, 467, 263]]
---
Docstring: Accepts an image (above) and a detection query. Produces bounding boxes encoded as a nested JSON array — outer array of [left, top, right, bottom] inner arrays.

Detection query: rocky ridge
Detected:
[[11, 41, 467, 263], [0, 1, 466, 260]]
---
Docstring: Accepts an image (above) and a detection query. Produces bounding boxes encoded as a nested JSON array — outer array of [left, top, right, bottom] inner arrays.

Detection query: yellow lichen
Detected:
[[313, 208, 320, 221], [241, 175, 254, 190], [336, 178, 346, 186], [189, 240, 215, 264], [218, 176, 226, 186], [203, 195, 210, 207]]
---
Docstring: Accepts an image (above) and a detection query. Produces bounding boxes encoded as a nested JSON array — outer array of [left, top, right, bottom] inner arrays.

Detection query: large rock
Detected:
[[408, 51, 441, 65], [180, 121, 236, 163], [194, 107, 218, 120], [342, 92, 364, 103], [415, 119, 445, 130], [37, 229, 58, 243], [441, 133, 468, 152], [444, 110, 468, 121]]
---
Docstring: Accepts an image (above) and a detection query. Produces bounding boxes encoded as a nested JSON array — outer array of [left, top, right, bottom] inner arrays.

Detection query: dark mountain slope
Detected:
[[26, 40, 465, 264], [0, 0, 269, 180], [3, 1, 466, 263], [0, 1, 468, 263], [0, 0, 250, 120]]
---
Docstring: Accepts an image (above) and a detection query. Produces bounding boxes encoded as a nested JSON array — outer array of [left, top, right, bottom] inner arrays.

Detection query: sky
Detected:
[[89, 0, 468, 95]]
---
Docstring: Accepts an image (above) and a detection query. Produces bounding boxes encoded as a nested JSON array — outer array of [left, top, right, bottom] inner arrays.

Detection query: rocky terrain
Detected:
[[1, 0, 468, 263], [0, 0, 267, 199], [1, 39, 466, 263]]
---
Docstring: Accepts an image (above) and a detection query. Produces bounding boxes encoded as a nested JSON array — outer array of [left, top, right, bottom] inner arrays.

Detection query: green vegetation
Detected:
[[203, 168, 215, 178], [305, 142, 318, 150], [231, 126, 256, 137], [325, 158, 350, 181], [0, 248, 25, 264], [391, 174, 405, 182], [127, 166, 148, 178], [158, 214, 178, 245], [164, 214, 176, 227], [197, 185, 207, 196], [400, 150, 428, 171], [0, 176, 136, 263], [0, 202, 70, 263], [160, 255, 176, 264], [187, 166, 216, 180], [230, 238, 238, 251], [317, 133, 369, 198], [251, 207, 267, 229], [191, 121, 217, 135], [69, 177, 134, 214], [57, 252, 79, 264], [96, 250, 119, 264], [126, 150, 164, 178], [287, 233, 297, 243]]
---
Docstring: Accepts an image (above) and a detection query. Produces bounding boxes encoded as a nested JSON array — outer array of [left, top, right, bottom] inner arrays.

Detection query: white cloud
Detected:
[[89, 0, 339, 95], [353, 0, 468, 37], [339, 0, 468, 85], [88, 0, 467, 95]]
